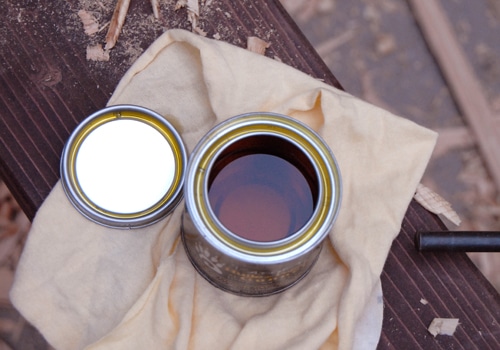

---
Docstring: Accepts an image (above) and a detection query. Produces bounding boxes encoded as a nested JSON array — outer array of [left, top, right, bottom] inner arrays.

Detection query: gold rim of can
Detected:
[[61, 105, 186, 229], [185, 112, 342, 258]]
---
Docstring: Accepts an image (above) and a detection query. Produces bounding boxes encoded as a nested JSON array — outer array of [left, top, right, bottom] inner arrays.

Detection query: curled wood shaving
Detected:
[[187, 0, 201, 32], [414, 183, 461, 226], [193, 26, 207, 37], [105, 0, 131, 50], [77, 10, 99, 36], [151, 0, 161, 19], [247, 37, 271, 55], [176, 0, 206, 35], [428, 318, 459, 337], [175, 0, 188, 10], [86, 44, 110, 62], [187, 0, 200, 17]]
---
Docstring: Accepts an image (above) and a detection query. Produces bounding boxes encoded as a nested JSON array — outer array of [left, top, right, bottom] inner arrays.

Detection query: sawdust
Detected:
[[78, 9, 99, 35], [414, 184, 461, 227], [73, 0, 186, 67], [375, 33, 396, 56], [73, 0, 250, 66], [86, 44, 110, 61], [428, 318, 460, 337], [246, 36, 270, 55]]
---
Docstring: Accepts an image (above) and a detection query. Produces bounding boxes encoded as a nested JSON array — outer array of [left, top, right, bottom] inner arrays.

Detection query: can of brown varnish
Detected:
[[181, 113, 342, 296]]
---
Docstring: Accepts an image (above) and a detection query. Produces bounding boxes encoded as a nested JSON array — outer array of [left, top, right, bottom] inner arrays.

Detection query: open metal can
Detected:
[[60, 105, 186, 229], [182, 113, 342, 296]]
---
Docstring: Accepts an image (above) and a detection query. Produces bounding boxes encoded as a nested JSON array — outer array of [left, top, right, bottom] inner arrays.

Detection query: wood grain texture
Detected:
[[1, 0, 499, 348], [380, 201, 500, 349]]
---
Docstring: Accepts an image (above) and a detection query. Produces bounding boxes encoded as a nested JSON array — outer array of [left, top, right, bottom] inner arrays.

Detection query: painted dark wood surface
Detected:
[[1, 0, 499, 348], [380, 201, 500, 349]]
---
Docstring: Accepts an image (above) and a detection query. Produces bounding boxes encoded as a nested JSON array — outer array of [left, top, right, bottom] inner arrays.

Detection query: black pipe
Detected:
[[415, 231, 500, 252]]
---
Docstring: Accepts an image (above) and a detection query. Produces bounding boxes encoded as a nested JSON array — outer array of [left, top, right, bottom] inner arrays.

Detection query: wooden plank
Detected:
[[407, 0, 500, 191], [379, 201, 500, 349], [1, 1, 500, 348]]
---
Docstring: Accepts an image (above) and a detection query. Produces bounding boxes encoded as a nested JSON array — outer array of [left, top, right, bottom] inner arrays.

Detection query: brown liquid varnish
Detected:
[[208, 154, 314, 242]]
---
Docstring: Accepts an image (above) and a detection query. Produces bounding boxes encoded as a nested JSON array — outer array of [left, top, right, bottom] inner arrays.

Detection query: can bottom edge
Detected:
[[180, 232, 322, 297]]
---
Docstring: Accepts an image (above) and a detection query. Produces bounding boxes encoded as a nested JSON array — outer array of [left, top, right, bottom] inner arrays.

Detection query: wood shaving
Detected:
[[175, 0, 188, 10], [247, 37, 271, 55], [280, 0, 305, 15], [151, 0, 161, 19], [315, 29, 356, 57], [420, 298, 429, 305], [176, 0, 205, 35], [414, 183, 461, 226], [317, 0, 336, 14], [105, 0, 131, 50], [194, 26, 207, 37], [86, 44, 110, 62], [187, 0, 200, 16], [282, 0, 336, 20], [187, 0, 199, 30], [77, 10, 99, 36], [428, 318, 459, 337], [363, 4, 381, 23], [376, 33, 396, 56], [433, 126, 475, 158]]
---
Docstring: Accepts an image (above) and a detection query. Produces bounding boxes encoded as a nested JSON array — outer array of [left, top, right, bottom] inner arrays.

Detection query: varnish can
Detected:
[[181, 113, 342, 296], [60, 105, 186, 229]]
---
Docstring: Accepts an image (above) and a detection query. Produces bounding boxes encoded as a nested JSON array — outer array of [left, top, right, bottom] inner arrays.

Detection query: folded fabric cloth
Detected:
[[11, 29, 437, 349]]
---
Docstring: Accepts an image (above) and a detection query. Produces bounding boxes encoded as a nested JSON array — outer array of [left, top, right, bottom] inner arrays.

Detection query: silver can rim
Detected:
[[60, 104, 187, 229], [184, 112, 342, 264]]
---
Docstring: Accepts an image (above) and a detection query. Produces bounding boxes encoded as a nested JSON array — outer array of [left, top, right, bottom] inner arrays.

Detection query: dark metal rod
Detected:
[[416, 231, 500, 252]]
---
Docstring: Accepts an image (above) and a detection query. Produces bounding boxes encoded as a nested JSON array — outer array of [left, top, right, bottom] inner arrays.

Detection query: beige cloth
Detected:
[[11, 29, 437, 349]]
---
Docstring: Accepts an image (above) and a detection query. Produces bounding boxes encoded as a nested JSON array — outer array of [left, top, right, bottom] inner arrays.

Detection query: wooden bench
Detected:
[[1, 0, 499, 348]]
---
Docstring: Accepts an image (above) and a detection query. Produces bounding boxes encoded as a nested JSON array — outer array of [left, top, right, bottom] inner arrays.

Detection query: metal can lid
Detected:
[[61, 105, 186, 229]]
